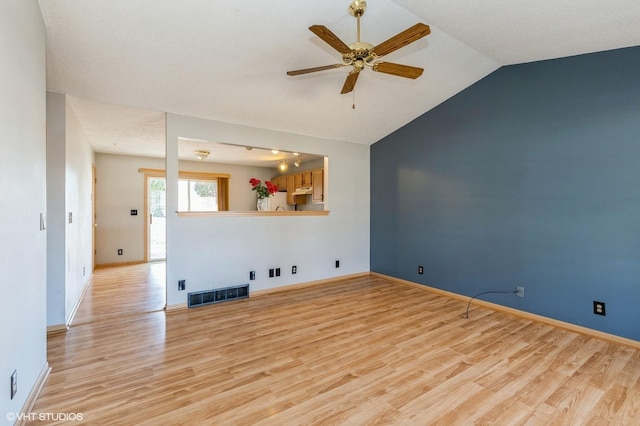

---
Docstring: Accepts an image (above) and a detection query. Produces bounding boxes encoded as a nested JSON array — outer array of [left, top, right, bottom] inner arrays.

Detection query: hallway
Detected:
[[72, 262, 165, 325]]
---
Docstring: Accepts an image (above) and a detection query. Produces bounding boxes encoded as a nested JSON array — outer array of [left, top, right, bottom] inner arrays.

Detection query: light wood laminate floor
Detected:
[[30, 264, 640, 424]]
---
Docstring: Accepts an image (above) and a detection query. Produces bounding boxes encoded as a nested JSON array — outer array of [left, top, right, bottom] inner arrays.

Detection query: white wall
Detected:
[[165, 114, 370, 306], [46, 93, 95, 327], [46, 92, 67, 326], [95, 153, 278, 264], [0, 0, 48, 421], [64, 98, 95, 320]]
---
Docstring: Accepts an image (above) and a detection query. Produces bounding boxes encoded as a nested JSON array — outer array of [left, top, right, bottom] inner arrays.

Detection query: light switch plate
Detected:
[[10, 370, 17, 399]]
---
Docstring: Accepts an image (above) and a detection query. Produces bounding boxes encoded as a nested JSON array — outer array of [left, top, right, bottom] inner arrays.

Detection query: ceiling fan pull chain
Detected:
[[352, 89, 356, 109]]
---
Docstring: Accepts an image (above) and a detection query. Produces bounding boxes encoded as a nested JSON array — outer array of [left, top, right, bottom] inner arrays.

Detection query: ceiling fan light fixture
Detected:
[[194, 150, 210, 161]]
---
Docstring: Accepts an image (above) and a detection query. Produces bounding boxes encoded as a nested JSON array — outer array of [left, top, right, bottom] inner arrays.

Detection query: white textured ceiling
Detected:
[[40, 0, 640, 161]]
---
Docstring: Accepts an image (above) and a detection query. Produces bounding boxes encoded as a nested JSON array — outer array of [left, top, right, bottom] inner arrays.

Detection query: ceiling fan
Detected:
[[286, 0, 431, 95]]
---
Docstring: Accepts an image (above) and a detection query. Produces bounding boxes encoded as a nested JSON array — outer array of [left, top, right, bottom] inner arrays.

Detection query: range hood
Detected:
[[292, 186, 312, 195]]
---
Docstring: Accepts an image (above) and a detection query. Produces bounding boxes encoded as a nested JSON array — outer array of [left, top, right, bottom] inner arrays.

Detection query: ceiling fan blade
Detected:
[[372, 23, 431, 57], [309, 25, 352, 54], [340, 70, 360, 94], [287, 64, 345, 76], [372, 62, 424, 79]]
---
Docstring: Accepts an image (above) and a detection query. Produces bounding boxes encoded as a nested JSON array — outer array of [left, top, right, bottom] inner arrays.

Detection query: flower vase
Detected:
[[257, 197, 269, 211]]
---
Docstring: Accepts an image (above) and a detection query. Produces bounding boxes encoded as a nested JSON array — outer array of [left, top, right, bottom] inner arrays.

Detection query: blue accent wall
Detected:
[[371, 46, 640, 341]]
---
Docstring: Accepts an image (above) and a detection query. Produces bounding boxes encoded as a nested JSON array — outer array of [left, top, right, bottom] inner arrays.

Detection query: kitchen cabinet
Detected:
[[302, 171, 312, 187], [312, 168, 324, 204], [286, 175, 296, 205], [276, 169, 323, 206], [270, 175, 287, 192], [291, 172, 311, 190]]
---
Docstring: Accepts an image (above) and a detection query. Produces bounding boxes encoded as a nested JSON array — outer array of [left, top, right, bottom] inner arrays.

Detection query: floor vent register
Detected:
[[188, 284, 249, 308]]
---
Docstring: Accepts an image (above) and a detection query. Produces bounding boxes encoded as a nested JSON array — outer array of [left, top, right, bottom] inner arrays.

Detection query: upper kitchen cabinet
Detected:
[[302, 171, 312, 187], [270, 175, 287, 192]]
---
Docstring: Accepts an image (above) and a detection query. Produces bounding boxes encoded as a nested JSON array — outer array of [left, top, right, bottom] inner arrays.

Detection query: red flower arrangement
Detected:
[[249, 178, 278, 199]]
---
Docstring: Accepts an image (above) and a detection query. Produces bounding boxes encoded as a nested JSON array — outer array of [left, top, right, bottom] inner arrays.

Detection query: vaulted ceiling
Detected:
[[39, 0, 640, 160]]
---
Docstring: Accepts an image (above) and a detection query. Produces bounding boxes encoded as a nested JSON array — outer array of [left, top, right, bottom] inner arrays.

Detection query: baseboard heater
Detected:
[[188, 284, 249, 308]]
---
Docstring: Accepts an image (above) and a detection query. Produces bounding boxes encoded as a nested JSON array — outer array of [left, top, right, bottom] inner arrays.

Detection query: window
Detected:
[[178, 179, 218, 212], [138, 169, 230, 212], [177, 173, 229, 212]]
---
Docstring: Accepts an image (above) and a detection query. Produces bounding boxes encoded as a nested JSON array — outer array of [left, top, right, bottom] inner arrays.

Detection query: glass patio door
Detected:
[[148, 177, 166, 261]]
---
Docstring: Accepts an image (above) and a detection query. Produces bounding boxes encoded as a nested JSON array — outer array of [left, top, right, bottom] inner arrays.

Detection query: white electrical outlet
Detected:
[[516, 286, 525, 298]]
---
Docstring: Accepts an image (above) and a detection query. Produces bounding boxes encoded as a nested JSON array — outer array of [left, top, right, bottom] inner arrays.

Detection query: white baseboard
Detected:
[[95, 260, 146, 268], [65, 272, 92, 328], [16, 362, 51, 426], [251, 272, 370, 297], [46, 324, 68, 336], [165, 303, 188, 312]]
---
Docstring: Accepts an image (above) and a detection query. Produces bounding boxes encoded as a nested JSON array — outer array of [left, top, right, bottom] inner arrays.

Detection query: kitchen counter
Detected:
[[177, 210, 329, 217]]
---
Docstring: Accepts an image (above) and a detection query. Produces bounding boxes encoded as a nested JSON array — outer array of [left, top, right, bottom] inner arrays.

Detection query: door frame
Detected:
[[143, 171, 167, 262], [92, 165, 96, 270]]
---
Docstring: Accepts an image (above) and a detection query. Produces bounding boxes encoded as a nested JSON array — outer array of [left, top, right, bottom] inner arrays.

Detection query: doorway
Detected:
[[92, 165, 96, 270], [147, 177, 166, 261]]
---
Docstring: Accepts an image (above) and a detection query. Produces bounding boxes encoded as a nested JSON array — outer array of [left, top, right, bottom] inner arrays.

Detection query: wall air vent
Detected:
[[188, 284, 249, 308]]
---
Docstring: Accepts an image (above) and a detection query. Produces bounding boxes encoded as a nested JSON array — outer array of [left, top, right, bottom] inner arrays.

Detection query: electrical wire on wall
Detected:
[[463, 290, 518, 318]]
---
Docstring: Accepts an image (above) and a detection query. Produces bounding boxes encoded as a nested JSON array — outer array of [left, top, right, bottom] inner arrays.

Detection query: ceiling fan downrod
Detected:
[[349, 0, 366, 43]]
